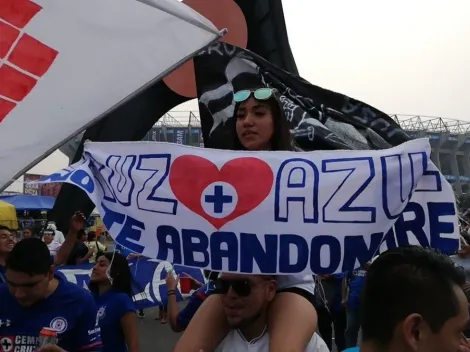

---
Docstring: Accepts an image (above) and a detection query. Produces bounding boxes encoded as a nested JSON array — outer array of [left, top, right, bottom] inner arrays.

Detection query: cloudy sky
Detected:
[[7, 0, 470, 191]]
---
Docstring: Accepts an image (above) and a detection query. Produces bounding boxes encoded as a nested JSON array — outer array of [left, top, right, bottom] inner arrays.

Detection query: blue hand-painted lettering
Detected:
[[321, 157, 376, 223], [83, 151, 116, 203], [135, 154, 177, 215], [381, 153, 416, 219], [274, 158, 319, 223], [106, 155, 137, 206]]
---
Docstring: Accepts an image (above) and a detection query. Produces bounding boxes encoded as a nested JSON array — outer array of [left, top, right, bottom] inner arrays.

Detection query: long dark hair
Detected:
[[89, 252, 133, 298], [231, 90, 293, 151]]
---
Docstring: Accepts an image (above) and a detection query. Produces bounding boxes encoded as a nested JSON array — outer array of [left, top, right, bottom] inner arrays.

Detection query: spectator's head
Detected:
[[216, 273, 276, 331], [89, 252, 133, 297], [5, 238, 53, 307], [362, 246, 468, 352], [87, 231, 97, 242], [0, 225, 14, 256], [22, 227, 33, 239], [77, 229, 87, 242], [41, 230, 54, 245]]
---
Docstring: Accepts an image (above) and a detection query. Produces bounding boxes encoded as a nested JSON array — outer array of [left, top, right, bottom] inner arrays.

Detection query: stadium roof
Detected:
[[392, 115, 470, 134], [155, 111, 470, 136], [155, 111, 201, 127]]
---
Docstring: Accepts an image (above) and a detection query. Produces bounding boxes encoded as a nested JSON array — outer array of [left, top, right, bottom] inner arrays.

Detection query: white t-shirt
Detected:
[[276, 274, 315, 295], [54, 230, 65, 244], [47, 241, 62, 256], [215, 328, 329, 352]]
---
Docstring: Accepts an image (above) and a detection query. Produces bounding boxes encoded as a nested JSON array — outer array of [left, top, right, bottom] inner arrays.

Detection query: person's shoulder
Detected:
[[56, 277, 95, 303], [112, 291, 133, 304], [305, 333, 330, 352]]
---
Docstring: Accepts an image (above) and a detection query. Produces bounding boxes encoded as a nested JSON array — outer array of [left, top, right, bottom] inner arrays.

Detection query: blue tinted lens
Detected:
[[233, 90, 251, 103], [253, 88, 274, 100]]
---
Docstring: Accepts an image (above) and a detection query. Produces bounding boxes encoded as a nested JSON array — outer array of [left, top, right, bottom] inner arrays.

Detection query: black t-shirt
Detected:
[[66, 242, 88, 265]]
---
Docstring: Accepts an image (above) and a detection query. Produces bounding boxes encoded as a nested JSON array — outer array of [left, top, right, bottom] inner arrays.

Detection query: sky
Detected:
[[6, 0, 470, 192]]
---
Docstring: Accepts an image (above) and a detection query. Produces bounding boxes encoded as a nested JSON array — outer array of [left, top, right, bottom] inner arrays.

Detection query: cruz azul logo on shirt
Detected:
[[95, 307, 106, 326], [50, 317, 68, 333], [0, 335, 38, 352]]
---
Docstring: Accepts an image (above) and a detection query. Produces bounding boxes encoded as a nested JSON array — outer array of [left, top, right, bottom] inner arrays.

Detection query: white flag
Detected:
[[0, 0, 221, 191]]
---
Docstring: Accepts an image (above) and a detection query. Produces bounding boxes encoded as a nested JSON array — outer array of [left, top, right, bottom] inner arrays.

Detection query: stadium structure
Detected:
[[392, 115, 470, 195]]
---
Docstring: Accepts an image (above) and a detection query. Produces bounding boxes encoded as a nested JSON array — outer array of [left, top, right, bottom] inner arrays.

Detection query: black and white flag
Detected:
[[194, 43, 410, 151]]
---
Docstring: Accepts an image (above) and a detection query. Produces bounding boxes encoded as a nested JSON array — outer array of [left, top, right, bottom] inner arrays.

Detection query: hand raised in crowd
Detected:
[[70, 211, 86, 233], [166, 271, 179, 291]]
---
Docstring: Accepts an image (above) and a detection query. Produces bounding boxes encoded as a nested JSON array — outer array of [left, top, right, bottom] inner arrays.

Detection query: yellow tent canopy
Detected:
[[0, 200, 18, 230]]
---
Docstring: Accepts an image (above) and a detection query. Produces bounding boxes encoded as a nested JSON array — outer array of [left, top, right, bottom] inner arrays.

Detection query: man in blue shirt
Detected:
[[345, 246, 470, 352], [0, 238, 102, 352], [343, 267, 367, 348]]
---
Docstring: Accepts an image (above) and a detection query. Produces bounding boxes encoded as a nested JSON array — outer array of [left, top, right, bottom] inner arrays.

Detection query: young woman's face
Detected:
[[90, 255, 111, 283], [43, 232, 53, 245], [235, 97, 274, 151]]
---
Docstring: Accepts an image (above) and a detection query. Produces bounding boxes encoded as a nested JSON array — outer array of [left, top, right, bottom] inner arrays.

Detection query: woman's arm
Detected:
[[121, 312, 140, 352], [267, 292, 317, 352]]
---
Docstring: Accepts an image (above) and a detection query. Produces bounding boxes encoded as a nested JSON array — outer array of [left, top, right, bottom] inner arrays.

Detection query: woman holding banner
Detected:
[[89, 252, 140, 352], [174, 87, 318, 352]]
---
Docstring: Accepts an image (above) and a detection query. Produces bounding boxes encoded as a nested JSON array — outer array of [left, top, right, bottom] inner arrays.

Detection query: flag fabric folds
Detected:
[[194, 43, 410, 151], [0, 0, 221, 192]]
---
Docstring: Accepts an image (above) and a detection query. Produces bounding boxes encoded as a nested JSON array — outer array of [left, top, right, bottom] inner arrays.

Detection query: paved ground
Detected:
[[137, 307, 182, 351], [137, 306, 340, 352]]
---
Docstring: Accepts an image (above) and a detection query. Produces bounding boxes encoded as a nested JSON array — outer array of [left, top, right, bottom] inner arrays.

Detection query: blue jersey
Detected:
[[94, 290, 135, 352], [177, 282, 215, 329], [347, 269, 367, 309], [0, 276, 102, 351], [343, 348, 360, 352]]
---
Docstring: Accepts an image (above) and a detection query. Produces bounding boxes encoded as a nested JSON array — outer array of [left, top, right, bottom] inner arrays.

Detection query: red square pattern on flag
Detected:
[[9, 34, 58, 77], [0, 64, 37, 101], [0, 0, 42, 29], [0, 98, 16, 123], [0, 21, 20, 59]]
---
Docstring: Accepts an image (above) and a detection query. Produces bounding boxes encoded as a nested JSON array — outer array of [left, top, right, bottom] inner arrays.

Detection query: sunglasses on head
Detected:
[[233, 88, 275, 103], [215, 278, 256, 297]]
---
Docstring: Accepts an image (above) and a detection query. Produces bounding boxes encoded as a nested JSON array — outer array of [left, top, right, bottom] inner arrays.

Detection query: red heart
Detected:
[[169, 155, 273, 229]]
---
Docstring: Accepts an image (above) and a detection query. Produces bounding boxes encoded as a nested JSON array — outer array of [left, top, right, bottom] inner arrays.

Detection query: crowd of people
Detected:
[[0, 88, 469, 352]]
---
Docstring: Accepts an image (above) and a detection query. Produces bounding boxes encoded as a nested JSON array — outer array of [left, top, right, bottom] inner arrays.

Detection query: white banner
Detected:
[[35, 138, 459, 275], [0, 0, 221, 191]]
